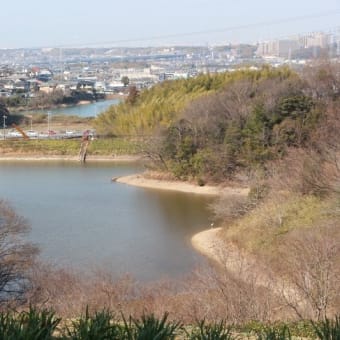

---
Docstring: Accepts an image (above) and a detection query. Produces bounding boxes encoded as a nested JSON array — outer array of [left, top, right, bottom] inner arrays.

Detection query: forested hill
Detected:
[[94, 66, 295, 137], [95, 63, 339, 183]]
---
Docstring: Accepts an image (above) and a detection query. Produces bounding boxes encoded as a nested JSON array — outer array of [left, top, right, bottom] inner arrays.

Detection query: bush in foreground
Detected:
[[0, 307, 340, 339], [64, 307, 123, 340], [312, 315, 340, 340], [0, 307, 60, 340]]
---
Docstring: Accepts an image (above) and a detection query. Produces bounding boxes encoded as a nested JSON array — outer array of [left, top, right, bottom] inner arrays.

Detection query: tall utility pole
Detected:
[[47, 111, 51, 136], [3, 115, 7, 140]]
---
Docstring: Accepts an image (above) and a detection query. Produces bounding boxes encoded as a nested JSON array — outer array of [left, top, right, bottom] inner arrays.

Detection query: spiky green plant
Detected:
[[0, 307, 61, 340], [64, 307, 123, 340], [312, 315, 340, 340], [187, 319, 237, 340], [255, 325, 291, 340], [122, 312, 181, 340]]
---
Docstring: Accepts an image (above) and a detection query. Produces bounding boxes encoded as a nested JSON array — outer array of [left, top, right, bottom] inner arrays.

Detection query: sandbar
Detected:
[[116, 174, 249, 196]]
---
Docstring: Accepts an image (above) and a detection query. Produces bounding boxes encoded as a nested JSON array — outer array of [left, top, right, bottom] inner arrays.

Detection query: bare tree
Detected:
[[302, 61, 340, 100], [0, 200, 38, 307], [279, 226, 340, 320]]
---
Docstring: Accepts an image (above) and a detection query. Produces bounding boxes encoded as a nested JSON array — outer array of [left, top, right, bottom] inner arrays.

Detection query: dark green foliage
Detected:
[[0, 307, 339, 339], [271, 95, 317, 147], [197, 177, 206, 186], [1, 113, 24, 127], [121, 76, 130, 87], [312, 315, 340, 340], [0, 103, 9, 119], [94, 64, 332, 182], [122, 312, 181, 340], [155, 69, 319, 181], [0, 103, 23, 126], [0, 90, 98, 110], [277, 95, 314, 120], [65, 307, 124, 340], [188, 320, 237, 340], [255, 325, 291, 340], [0, 95, 27, 108], [0, 307, 60, 340], [241, 104, 273, 164]]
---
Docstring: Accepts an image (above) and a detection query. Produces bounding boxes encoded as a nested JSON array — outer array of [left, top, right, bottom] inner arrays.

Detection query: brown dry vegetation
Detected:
[[26, 263, 281, 324], [213, 63, 340, 321]]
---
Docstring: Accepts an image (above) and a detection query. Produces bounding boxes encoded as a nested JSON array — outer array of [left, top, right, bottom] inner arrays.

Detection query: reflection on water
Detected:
[[0, 162, 213, 281]]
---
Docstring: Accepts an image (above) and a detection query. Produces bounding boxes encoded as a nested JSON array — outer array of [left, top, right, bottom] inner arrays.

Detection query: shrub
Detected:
[[122, 312, 181, 340], [0, 307, 60, 340], [197, 178, 206, 187], [312, 315, 340, 340], [188, 319, 237, 340], [255, 325, 291, 340], [64, 307, 124, 340]]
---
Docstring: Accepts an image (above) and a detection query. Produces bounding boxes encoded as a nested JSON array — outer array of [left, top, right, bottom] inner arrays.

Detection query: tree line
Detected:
[[95, 64, 339, 183]]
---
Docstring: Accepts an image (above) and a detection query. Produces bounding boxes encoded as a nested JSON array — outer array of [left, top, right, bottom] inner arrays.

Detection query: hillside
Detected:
[[95, 62, 340, 320], [94, 67, 295, 137]]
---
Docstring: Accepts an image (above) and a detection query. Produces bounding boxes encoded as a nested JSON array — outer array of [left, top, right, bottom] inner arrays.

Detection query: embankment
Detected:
[[0, 154, 141, 162]]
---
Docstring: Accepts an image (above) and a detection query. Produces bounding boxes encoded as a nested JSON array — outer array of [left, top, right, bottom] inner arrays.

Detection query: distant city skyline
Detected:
[[1, 0, 340, 48]]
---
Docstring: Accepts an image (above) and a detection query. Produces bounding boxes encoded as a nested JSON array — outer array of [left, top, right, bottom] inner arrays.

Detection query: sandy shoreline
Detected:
[[116, 173, 249, 196], [0, 155, 141, 162], [191, 228, 262, 281], [113, 174, 249, 196], [191, 227, 226, 263], [191, 227, 296, 298], [116, 174, 220, 195]]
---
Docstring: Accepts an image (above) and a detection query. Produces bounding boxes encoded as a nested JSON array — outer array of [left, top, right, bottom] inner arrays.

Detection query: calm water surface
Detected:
[[0, 162, 213, 281], [23, 98, 120, 117]]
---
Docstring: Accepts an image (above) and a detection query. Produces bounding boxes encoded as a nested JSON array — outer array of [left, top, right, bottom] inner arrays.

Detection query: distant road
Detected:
[[3, 129, 94, 140]]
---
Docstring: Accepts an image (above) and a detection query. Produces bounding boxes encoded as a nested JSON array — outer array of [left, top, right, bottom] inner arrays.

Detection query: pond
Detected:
[[0, 161, 213, 281], [22, 98, 121, 118]]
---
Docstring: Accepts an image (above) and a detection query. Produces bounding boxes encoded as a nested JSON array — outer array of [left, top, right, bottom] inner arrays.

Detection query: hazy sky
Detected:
[[1, 0, 339, 48]]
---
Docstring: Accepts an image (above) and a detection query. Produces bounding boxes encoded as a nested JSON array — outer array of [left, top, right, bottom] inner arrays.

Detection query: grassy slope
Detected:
[[221, 192, 338, 258], [0, 139, 141, 156]]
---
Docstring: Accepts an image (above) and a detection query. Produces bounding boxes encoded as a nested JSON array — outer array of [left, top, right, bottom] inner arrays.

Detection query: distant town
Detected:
[[0, 29, 339, 103]]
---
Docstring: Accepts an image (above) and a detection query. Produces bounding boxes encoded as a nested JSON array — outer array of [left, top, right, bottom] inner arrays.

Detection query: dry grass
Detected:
[[0, 138, 140, 156], [26, 262, 282, 324], [222, 192, 332, 255]]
